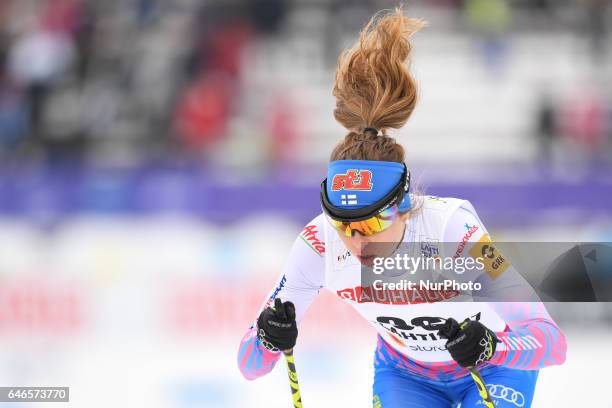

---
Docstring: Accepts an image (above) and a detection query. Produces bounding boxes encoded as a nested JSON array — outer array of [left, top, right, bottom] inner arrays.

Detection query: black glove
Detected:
[[438, 317, 499, 368], [257, 298, 297, 352]]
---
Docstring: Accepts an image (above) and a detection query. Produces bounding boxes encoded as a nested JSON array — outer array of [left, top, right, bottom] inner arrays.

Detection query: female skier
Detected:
[[238, 8, 566, 407]]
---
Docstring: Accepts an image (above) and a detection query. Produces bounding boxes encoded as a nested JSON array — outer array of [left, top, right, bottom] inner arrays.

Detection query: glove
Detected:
[[256, 298, 298, 352], [438, 317, 499, 368]]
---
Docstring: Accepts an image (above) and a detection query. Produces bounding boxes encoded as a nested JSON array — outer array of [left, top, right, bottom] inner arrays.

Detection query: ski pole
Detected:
[[283, 349, 303, 408], [467, 367, 495, 408], [438, 318, 494, 408]]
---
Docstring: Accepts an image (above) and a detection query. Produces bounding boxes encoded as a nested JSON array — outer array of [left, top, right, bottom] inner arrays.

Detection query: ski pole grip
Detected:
[[438, 317, 460, 339]]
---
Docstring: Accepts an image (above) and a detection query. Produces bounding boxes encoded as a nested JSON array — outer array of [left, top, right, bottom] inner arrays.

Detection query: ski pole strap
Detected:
[[284, 350, 303, 408], [468, 367, 495, 408]]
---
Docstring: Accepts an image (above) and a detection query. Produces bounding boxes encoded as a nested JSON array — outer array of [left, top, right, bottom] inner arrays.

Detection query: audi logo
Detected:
[[486, 384, 525, 407]]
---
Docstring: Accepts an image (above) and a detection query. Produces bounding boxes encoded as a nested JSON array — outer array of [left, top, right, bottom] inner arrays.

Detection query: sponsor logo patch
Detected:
[[486, 384, 526, 407], [331, 170, 373, 191], [426, 196, 447, 203], [454, 224, 479, 258], [300, 225, 325, 256], [264, 274, 287, 308], [336, 285, 459, 305], [468, 234, 509, 279], [420, 239, 440, 258], [375, 314, 480, 347]]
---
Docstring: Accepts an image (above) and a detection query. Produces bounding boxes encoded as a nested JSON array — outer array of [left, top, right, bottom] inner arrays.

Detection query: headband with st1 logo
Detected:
[[320, 160, 411, 221]]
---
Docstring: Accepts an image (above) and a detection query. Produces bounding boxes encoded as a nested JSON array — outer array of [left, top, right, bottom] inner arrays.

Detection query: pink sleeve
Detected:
[[238, 327, 282, 380], [237, 215, 326, 380], [443, 203, 567, 370], [488, 302, 567, 370]]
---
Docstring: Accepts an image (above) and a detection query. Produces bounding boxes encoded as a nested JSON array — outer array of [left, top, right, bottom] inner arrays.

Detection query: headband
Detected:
[[323, 160, 411, 215]]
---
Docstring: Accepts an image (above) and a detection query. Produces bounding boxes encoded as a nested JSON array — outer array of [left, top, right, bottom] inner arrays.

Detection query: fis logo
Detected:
[[337, 250, 351, 262], [331, 170, 373, 191]]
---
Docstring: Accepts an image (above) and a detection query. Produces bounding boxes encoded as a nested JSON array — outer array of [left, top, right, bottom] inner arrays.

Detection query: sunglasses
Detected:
[[325, 205, 400, 237]]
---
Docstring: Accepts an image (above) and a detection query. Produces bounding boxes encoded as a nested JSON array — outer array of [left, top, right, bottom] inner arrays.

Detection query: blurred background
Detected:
[[0, 0, 611, 407]]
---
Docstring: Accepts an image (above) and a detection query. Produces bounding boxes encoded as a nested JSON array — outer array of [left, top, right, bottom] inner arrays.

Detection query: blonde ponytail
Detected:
[[330, 7, 425, 162]]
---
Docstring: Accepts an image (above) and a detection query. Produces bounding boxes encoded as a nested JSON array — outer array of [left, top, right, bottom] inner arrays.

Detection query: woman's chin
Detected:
[[356, 254, 376, 267]]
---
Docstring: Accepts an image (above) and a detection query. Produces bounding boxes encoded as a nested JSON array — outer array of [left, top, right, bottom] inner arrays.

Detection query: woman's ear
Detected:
[[399, 211, 411, 223]]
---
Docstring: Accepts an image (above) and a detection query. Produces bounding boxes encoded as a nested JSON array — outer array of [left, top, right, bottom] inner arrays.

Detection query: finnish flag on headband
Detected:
[[341, 194, 357, 205]]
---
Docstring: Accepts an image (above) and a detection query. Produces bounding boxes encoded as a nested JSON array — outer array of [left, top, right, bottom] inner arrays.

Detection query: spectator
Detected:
[[535, 91, 558, 169], [465, 0, 512, 74], [8, 24, 75, 143], [173, 73, 235, 152], [0, 69, 29, 152], [559, 85, 608, 173], [581, 0, 610, 63]]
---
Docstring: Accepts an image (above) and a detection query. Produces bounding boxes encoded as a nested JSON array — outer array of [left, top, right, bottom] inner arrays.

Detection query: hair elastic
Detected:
[[363, 127, 379, 135]]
